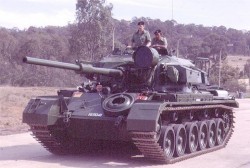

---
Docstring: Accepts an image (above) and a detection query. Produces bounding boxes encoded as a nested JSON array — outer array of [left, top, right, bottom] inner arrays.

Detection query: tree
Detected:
[[1, 15, 250, 87], [244, 59, 250, 78], [70, 0, 113, 61], [0, 28, 19, 84], [209, 62, 244, 92], [202, 33, 229, 62]]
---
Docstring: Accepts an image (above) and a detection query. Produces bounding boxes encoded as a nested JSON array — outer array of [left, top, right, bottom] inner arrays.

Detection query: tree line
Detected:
[[0, 0, 249, 91]]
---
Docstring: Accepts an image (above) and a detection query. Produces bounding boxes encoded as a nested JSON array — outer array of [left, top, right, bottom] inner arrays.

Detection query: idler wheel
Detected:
[[215, 119, 225, 145], [186, 122, 198, 153], [159, 126, 175, 159], [102, 93, 135, 117], [174, 124, 187, 157], [207, 120, 216, 148], [197, 121, 208, 150]]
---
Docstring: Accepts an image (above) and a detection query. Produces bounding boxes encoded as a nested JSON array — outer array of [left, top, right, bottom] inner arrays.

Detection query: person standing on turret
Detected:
[[130, 21, 151, 50], [151, 29, 168, 55]]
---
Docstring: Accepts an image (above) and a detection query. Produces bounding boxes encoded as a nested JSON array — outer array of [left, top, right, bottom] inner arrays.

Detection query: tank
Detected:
[[22, 46, 238, 163]]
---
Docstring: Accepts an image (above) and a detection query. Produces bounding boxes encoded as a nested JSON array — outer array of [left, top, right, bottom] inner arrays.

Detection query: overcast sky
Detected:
[[0, 0, 249, 31]]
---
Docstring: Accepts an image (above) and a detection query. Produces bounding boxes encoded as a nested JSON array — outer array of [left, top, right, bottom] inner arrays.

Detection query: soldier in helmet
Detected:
[[151, 29, 168, 55], [130, 21, 151, 50]]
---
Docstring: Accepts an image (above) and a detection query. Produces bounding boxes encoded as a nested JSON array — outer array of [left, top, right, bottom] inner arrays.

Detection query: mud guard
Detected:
[[22, 97, 60, 125], [127, 102, 163, 132]]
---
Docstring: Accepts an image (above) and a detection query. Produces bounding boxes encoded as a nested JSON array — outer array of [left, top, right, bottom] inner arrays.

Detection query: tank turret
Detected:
[[23, 46, 161, 93]]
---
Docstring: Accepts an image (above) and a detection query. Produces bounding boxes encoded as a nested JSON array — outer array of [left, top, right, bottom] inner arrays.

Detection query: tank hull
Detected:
[[23, 94, 132, 141], [23, 92, 238, 162]]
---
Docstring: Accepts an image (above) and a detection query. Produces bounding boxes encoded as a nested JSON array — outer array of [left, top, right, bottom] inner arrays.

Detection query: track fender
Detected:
[[22, 97, 60, 125], [127, 102, 164, 132]]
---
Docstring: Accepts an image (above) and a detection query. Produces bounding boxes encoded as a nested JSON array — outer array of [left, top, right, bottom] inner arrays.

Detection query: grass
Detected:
[[226, 55, 250, 71], [0, 86, 58, 135]]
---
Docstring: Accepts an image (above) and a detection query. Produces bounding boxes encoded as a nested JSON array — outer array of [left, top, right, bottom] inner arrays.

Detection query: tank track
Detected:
[[130, 104, 235, 164], [29, 125, 69, 154]]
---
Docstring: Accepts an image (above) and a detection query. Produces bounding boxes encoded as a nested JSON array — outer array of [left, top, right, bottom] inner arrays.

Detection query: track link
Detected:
[[131, 104, 235, 164], [30, 125, 68, 154]]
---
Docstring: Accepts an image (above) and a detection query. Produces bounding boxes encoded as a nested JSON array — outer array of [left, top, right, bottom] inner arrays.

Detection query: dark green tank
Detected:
[[22, 46, 238, 163]]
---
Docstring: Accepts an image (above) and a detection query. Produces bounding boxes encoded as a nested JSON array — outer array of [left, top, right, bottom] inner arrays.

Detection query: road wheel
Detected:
[[198, 121, 208, 150], [159, 126, 175, 159], [215, 119, 225, 145], [207, 120, 216, 148], [174, 124, 187, 157], [186, 122, 198, 153]]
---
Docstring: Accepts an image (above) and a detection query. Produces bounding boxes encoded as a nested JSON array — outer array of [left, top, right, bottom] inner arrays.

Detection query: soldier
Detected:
[[130, 21, 151, 50], [151, 29, 168, 55]]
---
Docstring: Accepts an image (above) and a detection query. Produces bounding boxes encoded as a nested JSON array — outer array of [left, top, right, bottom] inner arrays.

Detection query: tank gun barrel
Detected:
[[23, 56, 123, 77], [23, 56, 81, 71]]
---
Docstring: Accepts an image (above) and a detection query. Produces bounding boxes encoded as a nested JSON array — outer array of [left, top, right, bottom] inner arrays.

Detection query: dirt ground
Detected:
[[0, 86, 58, 135]]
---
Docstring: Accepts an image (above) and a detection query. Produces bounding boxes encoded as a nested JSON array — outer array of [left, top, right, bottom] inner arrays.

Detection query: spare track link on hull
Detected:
[[29, 125, 67, 154], [130, 104, 235, 164]]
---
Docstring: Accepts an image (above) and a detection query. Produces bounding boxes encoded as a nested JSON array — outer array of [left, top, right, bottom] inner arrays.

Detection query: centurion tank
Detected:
[[22, 46, 238, 163]]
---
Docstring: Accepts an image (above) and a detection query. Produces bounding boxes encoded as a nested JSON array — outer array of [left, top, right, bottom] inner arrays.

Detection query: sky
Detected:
[[0, 0, 249, 31]]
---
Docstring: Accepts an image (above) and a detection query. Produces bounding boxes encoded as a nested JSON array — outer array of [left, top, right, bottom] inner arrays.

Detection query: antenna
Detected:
[[172, 0, 174, 20], [112, 27, 115, 51]]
